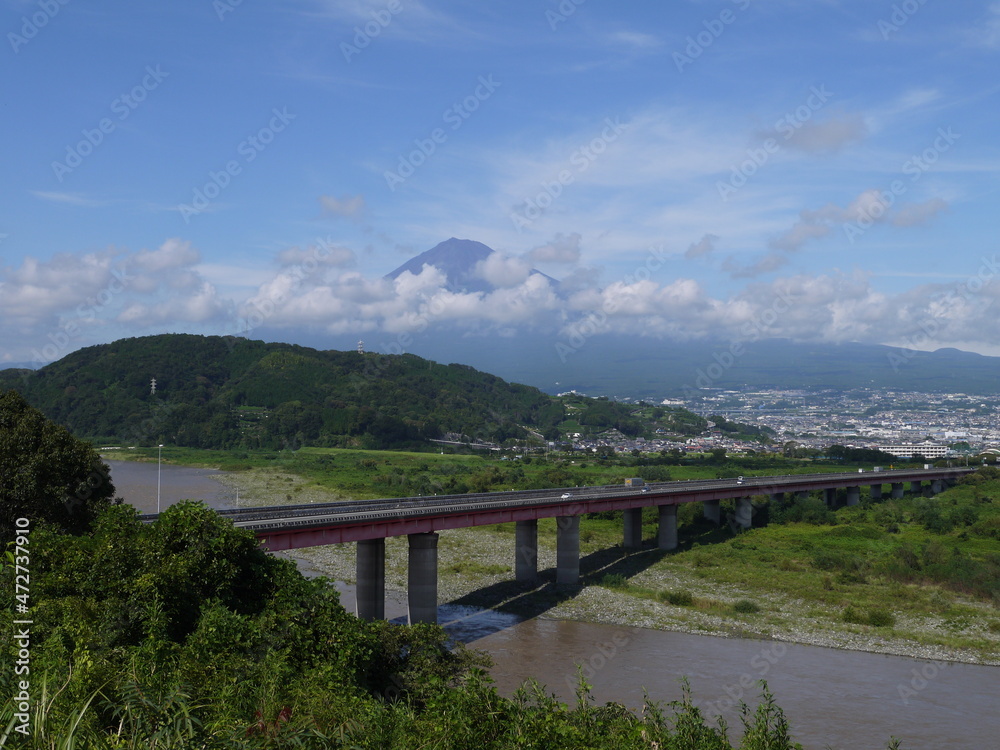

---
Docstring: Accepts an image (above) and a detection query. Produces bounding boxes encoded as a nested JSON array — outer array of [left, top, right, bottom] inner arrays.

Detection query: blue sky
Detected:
[[3, 0, 1000, 366]]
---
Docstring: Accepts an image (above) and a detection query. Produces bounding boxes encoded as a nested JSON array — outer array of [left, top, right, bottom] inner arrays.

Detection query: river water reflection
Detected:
[[111, 459, 999, 749], [105, 459, 234, 513]]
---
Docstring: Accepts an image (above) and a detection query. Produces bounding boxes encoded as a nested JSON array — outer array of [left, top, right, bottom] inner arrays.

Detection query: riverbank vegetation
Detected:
[[3, 500, 832, 749]]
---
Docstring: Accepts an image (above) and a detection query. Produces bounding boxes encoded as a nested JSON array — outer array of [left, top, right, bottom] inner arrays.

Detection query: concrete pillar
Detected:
[[356, 538, 385, 621], [623, 507, 643, 549], [824, 488, 837, 508], [658, 504, 678, 551], [870, 484, 882, 500], [407, 533, 439, 625], [770, 492, 785, 504], [734, 497, 753, 530], [556, 515, 581, 585], [515, 519, 538, 583], [796, 491, 809, 502], [703, 499, 721, 525], [846, 486, 861, 507], [911, 481, 922, 495], [891, 483, 904, 499], [931, 479, 943, 495]]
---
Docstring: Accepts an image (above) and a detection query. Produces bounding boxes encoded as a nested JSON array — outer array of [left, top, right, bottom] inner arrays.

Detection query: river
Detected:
[[105, 459, 1000, 749]]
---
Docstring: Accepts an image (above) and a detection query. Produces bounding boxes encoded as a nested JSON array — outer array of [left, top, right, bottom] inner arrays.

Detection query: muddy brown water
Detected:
[[105, 458, 236, 512], [110, 459, 1000, 749]]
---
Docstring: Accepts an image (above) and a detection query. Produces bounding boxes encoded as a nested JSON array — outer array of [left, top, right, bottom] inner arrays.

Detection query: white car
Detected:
[[561, 492, 572, 499], [736, 476, 744, 485]]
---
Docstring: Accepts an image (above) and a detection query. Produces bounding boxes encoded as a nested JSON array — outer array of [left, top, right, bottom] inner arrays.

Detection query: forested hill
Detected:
[[0, 334, 568, 449]]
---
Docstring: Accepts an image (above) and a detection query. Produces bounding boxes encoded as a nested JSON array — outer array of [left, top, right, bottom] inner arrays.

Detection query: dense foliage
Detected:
[[0, 501, 821, 749], [0, 334, 566, 450], [0, 390, 119, 539]]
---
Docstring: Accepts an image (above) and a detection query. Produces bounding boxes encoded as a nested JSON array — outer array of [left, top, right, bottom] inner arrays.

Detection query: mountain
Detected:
[[0, 362, 38, 371], [339, 333, 1000, 399], [385, 237, 558, 293], [0, 334, 568, 449]]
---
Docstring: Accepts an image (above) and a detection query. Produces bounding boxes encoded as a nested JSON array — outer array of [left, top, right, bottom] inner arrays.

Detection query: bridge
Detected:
[[161, 466, 976, 625]]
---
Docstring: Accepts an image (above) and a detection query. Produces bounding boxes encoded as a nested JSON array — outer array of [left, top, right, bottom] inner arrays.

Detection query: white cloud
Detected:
[[777, 112, 868, 153], [320, 194, 366, 219], [892, 197, 949, 227], [133, 238, 200, 272], [29, 191, 109, 207], [474, 253, 532, 288], [528, 233, 582, 264], [685, 233, 719, 259]]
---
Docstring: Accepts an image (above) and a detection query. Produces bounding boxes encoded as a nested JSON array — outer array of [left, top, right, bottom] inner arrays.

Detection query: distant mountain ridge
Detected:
[[357, 333, 1000, 399]]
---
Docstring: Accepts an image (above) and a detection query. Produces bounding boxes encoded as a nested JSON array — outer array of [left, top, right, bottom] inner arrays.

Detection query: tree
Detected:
[[0, 389, 120, 539]]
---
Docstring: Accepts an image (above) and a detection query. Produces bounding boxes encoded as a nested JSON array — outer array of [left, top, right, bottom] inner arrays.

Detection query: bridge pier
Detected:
[[824, 488, 837, 508], [770, 492, 784, 504], [556, 516, 581, 585], [515, 520, 538, 583], [870, 484, 882, 500], [911, 481, 922, 496], [356, 539, 385, 621], [891, 483, 904, 499], [931, 479, 943, 495], [407, 533, 439, 625], [703, 499, 721, 525], [623, 508, 643, 549], [657, 505, 678, 550], [734, 497, 753, 530], [846, 486, 861, 507]]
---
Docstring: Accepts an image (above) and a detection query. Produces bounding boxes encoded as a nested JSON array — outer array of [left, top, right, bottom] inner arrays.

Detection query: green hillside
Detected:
[[0, 334, 568, 450]]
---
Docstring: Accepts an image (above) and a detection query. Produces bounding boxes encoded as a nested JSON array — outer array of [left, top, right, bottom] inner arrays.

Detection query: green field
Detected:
[[103, 444, 895, 500]]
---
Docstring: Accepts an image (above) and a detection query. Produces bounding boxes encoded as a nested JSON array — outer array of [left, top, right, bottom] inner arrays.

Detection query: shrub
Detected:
[[601, 573, 628, 589], [659, 589, 694, 606], [733, 599, 761, 614], [867, 609, 895, 627], [842, 606, 866, 624], [842, 606, 895, 627]]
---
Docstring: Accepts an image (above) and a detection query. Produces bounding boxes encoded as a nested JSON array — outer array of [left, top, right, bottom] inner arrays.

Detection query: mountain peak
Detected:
[[386, 238, 559, 294], [385, 238, 495, 292]]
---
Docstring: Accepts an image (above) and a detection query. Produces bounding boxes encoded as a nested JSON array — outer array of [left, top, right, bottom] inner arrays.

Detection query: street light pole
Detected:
[[157, 444, 164, 513]]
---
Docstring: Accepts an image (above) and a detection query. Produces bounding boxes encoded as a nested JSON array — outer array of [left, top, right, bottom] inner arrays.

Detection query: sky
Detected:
[[3, 0, 1000, 367]]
